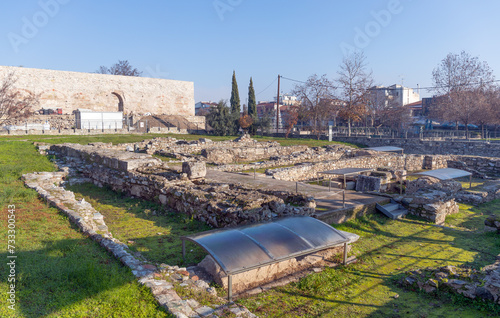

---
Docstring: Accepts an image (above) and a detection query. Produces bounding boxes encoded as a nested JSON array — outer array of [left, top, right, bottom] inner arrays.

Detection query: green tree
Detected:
[[230, 71, 241, 135], [247, 77, 257, 134], [206, 100, 231, 136], [96, 60, 142, 76], [255, 109, 273, 136]]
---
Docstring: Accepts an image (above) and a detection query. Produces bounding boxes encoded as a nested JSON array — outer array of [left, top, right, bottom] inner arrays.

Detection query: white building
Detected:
[[195, 101, 218, 115], [370, 84, 420, 108], [273, 94, 298, 106]]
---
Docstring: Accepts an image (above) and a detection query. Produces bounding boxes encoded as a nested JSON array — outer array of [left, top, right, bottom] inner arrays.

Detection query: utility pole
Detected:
[[276, 74, 281, 131]]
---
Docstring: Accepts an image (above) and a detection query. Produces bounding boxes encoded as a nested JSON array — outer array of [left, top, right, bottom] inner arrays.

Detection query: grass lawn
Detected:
[[0, 141, 170, 318], [0, 132, 360, 148], [238, 211, 500, 317], [66, 183, 210, 267], [2, 133, 500, 318]]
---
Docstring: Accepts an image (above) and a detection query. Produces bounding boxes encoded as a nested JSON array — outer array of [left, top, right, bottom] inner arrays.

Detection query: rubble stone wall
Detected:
[[269, 154, 450, 182], [329, 136, 500, 158], [201, 145, 309, 164], [49, 144, 316, 228]]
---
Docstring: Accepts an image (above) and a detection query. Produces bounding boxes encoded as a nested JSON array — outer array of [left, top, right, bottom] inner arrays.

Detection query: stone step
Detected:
[[384, 203, 400, 212], [376, 202, 409, 220]]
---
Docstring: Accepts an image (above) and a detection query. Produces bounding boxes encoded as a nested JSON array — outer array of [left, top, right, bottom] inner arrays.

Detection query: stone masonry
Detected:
[[0, 65, 195, 116], [49, 143, 316, 228], [22, 170, 256, 318]]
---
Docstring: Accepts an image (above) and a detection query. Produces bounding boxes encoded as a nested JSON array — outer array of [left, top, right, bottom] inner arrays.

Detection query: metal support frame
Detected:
[[343, 242, 348, 265], [228, 275, 233, 302], [182, 239, 185, 259], [181, 217, 352, 303]]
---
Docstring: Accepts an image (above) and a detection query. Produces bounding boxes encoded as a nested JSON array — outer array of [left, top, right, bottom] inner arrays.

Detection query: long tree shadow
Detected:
[[242, 210, 500, 317], [66, 182, 211, 267], [0, 237, 170, 318]]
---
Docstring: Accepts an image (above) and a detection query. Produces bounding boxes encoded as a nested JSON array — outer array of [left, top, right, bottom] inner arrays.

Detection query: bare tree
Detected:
[[292, 74, 335, 139], [0, 73, 38, 126], [96, 60, 142, 76], [281, 105, 299, 138], [432, 51, 495, 137], [377, 98, 412, 133], [336, 52, 373, 136], [473, 86, 499, 138]]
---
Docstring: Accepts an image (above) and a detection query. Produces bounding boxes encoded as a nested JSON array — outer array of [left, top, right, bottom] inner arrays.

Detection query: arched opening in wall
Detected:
[[112, 92, 124, 112]]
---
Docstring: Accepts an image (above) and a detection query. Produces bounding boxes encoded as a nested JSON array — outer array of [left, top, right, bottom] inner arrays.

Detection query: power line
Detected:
[[280, 75, 500, 91], [255, 77, 278, 97]]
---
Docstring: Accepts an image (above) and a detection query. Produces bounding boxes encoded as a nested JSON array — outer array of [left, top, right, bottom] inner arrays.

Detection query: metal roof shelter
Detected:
[[318, 167, 373, 189], [365, 146, 404, 154], [181, 216, 350, 301], [413, 168, 472, 187]]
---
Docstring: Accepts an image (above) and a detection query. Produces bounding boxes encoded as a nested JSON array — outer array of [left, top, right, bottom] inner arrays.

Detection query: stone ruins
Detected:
[[26, 134, 500, 312]]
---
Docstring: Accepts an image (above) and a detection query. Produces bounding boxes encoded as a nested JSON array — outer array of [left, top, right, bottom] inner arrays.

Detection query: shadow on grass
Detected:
[[66, 182, 211, 267], [0, 237, 170, 318], [241, 211, 500, 317]]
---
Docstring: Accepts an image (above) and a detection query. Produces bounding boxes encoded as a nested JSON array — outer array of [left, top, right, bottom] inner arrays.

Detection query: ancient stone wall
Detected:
[[49, 144, 316, 228], [267, 152, 500, 182], [327, 136, 500, 158], [0, 65, 194, 116], [201, 145, 309, 164], [268, 154, 450, 182]]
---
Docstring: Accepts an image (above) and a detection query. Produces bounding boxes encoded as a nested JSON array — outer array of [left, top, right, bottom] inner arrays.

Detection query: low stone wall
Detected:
[[213, 145, 351, 172], [199, 245, 351, 295], [329, 136, 500, 158], [53, 143, 163, 171], [400, 261, 500, 305], [138, 136, 280, 156], [267, 152, 500, 183], [23, 170, 256, 317], [448, 156, 500, 177], [201, 145, 309, 164], [49, 144, 316, 228], [268, 154, 450, 182]]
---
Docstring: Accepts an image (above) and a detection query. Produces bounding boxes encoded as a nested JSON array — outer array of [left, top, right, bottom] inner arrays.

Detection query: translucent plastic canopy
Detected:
[[182, 216, 349, 275], [413, 168, 472, 180], [319, 167, 373, 176], [365, 146, 404, 153]]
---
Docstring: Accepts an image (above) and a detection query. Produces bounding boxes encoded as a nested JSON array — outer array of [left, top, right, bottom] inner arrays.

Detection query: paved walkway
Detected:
[[205, 170, 388, 216]]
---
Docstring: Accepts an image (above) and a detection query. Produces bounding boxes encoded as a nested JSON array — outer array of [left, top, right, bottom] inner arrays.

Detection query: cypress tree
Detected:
[[247, 77, 257, 134], [230, 71, 241, 135]]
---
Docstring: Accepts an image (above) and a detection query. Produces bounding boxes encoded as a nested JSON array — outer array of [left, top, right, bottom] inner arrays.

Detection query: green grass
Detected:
[[67, 183, 210, 266], [0, 141, 170, 317], [0, 133, 360, 148], [238, 211, 500, 317], [2, 134, 499, 317], [446, 200, 500, 231]]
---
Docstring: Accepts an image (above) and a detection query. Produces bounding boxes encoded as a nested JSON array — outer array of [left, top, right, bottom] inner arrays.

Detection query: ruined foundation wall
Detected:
[[50, 144, 316, 228], [329, 136, 500, 158], [268, 154, 450, 181]]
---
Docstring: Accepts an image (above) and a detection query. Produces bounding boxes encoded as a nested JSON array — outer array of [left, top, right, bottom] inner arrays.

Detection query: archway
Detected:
[[112, 92, 124, 112]]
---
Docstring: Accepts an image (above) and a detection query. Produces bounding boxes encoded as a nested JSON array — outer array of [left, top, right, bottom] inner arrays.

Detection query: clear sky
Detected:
[[2, 0, 500, 104]]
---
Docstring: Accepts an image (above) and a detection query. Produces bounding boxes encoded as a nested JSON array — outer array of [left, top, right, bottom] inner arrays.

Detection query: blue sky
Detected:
[[2, 0, 500, 104]]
